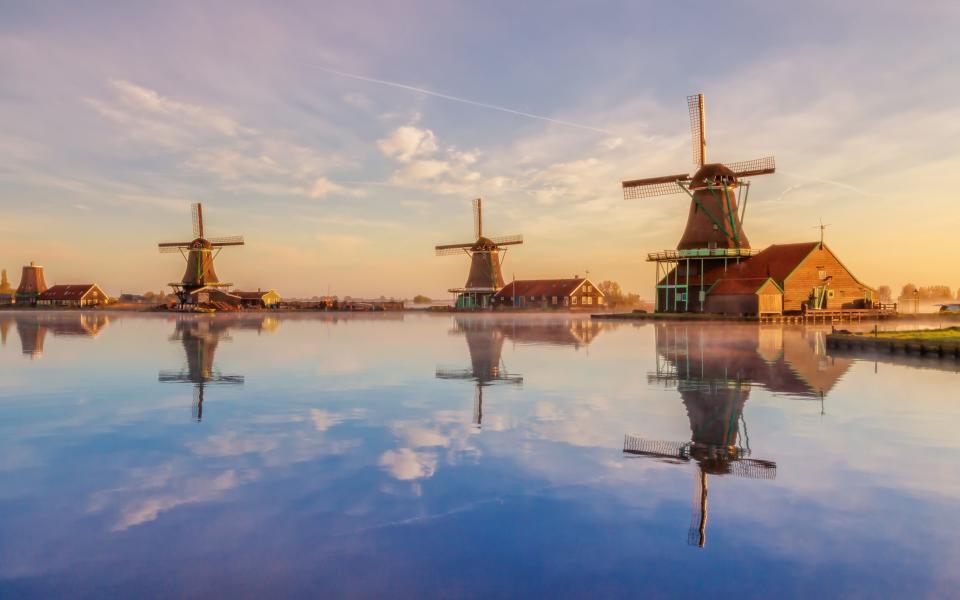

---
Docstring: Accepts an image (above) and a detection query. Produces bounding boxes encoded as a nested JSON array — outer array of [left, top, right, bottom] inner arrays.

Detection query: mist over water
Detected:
[[0, 312, 957, 597]]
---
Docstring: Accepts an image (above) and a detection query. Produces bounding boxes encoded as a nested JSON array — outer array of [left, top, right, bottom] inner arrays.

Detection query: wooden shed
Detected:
[[705, 277, 783, 316]]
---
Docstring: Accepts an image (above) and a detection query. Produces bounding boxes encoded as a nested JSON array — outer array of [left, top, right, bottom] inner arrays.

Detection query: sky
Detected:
[[1, 0, 958, 299]]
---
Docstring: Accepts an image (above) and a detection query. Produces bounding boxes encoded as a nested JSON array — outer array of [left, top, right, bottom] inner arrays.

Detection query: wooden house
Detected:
[[36, 284, 109, 308], [492, 278, 605, 309]]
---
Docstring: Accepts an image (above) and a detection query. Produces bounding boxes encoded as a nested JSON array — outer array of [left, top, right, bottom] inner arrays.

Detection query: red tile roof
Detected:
[[495, 278, 599, 298], [708, 277, 780, 296], [705, 242, 820, 282], [38, 284, 103, 301]]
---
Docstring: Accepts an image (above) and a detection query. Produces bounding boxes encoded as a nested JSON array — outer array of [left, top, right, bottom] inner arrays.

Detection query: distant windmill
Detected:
[[621, 93, 776, 251], [158, 203, 244, 304], [158, 319, 243, 422], [436, 318, 522, 426], [435, 198, 523, 309]]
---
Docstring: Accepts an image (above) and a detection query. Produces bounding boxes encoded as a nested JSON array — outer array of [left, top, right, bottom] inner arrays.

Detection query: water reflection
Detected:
[[624, 322, 847, 547], [436, 318, 523, 427], [158, 318, 247, 421], [1, 313, 958, 596], [11, 313, 110, 358], [436, 317, 605, 427]]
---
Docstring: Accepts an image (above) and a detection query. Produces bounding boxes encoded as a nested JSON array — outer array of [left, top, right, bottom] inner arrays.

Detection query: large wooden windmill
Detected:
[[435, 198, 523, 309], [158, 203, 244, 305], [622, 94, 776, 312], [436, 317, 523, 427], [622, 93, 775, 251]]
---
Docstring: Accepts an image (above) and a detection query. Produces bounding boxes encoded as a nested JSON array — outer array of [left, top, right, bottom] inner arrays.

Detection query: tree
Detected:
[[597, 280, 644, 308], [900, 283, 917, 300], [875, 285, 892, 303], [412, 294, 432, 304]]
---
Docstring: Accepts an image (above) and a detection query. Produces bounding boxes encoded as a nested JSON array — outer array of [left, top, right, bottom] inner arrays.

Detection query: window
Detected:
[[598, 297, 604, 304], [572, 296, 578, 305], [552, 296, 558, 305], [817, 268, 827, 280], [586, 296, 593, 305], [828, 290, 835, 299]]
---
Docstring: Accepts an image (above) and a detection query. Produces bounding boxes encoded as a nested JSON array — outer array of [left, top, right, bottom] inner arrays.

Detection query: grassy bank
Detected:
[[869, 326, 960, 342]]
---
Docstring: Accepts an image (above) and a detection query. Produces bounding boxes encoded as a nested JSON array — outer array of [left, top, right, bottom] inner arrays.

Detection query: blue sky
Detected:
[[1, 1, 958, 298]]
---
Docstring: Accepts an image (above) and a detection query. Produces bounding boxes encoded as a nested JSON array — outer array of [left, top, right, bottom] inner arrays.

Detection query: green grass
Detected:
[[869, 326, 960, 342]]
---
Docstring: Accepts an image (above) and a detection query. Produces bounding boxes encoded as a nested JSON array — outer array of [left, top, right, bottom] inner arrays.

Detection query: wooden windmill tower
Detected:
[[436, 317, 522, 427], [158, 318, 244, 422], [435, 198, 523, 309], [622, 94, 776, 312], [158, 203, 244, 305]]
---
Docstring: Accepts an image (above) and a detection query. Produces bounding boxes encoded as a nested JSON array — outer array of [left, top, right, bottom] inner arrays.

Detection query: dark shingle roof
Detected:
[[495, 279, 599, 298], [38, 284, 101, 301], [709, 277, 780, 296]]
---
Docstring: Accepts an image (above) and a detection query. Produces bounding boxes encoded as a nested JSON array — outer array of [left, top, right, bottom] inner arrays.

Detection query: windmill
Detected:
[[622, 94, 776, 312], [158, 318, 244, 422], [436, 318, 522, 427], [435, 198, 523, 309], [158, 203, 244, 305], [622, 93, 775, 250]]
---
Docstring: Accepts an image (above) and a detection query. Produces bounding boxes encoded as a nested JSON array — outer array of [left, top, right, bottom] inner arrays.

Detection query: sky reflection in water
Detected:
[[0, 312, 958, 598]]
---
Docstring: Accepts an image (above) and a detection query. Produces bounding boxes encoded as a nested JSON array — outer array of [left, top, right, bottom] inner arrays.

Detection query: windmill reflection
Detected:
[[625, 323, 850, 547], [159, 318, 246, 422], [11, 313, 110, 359], [437, 317, 605, 426], [436, 318, 522, 427]]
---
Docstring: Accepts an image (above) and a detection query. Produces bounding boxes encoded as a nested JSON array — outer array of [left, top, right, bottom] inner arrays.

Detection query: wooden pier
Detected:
[[760, 309, 896, 324]]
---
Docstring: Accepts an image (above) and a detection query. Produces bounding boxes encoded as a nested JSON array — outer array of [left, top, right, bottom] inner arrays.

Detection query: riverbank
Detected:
[[826, 327, 960, 359]]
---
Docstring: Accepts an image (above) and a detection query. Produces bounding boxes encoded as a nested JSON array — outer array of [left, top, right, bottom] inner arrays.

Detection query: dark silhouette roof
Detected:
[[494, 278, 598, 298], [708, 277, 781, 296]]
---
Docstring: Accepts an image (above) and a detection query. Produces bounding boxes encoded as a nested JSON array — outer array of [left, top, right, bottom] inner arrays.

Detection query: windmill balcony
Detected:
[[646, 248, 760, 262]]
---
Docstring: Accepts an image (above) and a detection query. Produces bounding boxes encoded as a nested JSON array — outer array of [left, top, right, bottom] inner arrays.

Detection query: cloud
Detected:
[[393, 159, 451, 182], [377, 125, 438, 162], [310, 177, 348, 198], [88, 79, 358, 200], [379, 448, 437, 480]]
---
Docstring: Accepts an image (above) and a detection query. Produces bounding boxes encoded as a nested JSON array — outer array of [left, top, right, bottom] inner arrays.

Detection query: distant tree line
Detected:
[[598, 280, 645, 307], [896, 284, 955, 301]]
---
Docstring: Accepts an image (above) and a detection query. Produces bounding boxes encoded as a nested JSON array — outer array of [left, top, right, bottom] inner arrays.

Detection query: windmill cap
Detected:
[[690, 163, 738, 188]]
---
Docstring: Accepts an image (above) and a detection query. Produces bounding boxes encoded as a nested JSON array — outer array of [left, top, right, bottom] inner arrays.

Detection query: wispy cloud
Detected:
[[312, 65, 614, 135]]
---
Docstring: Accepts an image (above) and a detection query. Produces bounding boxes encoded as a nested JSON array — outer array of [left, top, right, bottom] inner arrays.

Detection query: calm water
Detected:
[[0, 312, 958, 598]]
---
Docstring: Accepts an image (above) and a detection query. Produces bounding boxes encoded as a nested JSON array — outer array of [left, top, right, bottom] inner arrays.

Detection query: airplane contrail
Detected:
[[312, 65, 613, 135]]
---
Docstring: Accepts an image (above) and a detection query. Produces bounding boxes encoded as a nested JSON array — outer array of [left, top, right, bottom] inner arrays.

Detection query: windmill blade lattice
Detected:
[[488, 234, 523, 246], [622, 174, 690, 200], [688, 93, 706, 168], [724, 156, 776, 178]]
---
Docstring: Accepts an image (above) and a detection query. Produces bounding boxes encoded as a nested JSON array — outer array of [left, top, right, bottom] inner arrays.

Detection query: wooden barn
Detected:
[[658, 242, 874, 316], [704, 277, 783, 316], [234, 289, 281, 308], [492, 278, 605, 309], [36, 284, 109, 308]]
